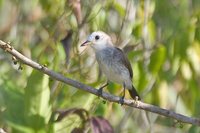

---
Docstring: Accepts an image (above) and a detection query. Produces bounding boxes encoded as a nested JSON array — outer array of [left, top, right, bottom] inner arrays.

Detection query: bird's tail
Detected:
[[128, 85, 141, 100]]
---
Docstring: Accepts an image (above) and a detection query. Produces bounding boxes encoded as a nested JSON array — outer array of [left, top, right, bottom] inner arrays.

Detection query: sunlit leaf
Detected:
[[148, 20, 156, 44], [181, 61, 192, 80], [95, 10, 106, 30], [24, 70, 51, 131], [87, 3, 102, 22], [6, 121, 34, 133], [113, 1, 125, 17]]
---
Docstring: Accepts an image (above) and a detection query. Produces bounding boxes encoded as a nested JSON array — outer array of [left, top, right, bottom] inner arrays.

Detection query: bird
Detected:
[[81, 31, 140, 104]]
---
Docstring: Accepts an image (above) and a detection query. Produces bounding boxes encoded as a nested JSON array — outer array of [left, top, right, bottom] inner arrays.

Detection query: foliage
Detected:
[[0, 0, 200, 132]]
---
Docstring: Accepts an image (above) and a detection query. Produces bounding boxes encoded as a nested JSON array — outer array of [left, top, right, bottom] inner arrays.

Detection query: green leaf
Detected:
[[149, 46, 166, 75], [24, 70, 51, 131], [132, 22, 142, 40], [137, 61, 149, 91], [87, 3, 102, 22], [0, 79, 31, 132], [148, 20, 156, 44], [189, 125, 200, 133], [113, 1, 125, 17], [6, 121, 34, 133], [0, 0, 3, 7]]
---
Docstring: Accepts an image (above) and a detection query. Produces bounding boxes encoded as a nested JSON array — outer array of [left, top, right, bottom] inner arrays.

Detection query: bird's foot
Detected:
[[97, 88, 103, 97], [119, 96, 125, 105], [135, 96, 139, 101], [134, 96, 140, 107]]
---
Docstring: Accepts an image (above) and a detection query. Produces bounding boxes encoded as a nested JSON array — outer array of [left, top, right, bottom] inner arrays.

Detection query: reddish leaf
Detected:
[[71, 128, 84, 133], [55, 108, 88, 122], [90, 116, 114, 133]]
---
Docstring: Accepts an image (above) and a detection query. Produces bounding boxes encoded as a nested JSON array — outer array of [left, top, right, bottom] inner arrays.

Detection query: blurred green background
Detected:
[[0, 0, 200, 132]]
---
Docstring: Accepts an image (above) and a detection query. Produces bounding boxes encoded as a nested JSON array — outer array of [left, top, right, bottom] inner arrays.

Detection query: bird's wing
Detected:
[[113, 47, 133, 79]]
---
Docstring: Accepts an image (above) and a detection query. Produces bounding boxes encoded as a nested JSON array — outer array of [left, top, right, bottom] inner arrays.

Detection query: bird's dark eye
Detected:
[[95, 35, 100, 40]]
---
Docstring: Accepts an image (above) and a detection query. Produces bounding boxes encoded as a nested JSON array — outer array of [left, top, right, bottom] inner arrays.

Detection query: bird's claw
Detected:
[[134, 96, 140, 107], [119, 96, 124, 105], [97, 88, 103, 97], [136, 96, 139, 101]]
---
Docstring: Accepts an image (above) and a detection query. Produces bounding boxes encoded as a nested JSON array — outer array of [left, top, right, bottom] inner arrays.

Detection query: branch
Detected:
[[0, 40, 200, 126]]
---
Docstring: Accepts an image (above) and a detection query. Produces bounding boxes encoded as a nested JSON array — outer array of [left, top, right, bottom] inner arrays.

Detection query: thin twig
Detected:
[[0, 40, 200, 126]]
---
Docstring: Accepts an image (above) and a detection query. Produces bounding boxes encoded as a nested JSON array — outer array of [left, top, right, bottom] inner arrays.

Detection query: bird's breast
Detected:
[[95, 49, 130, 85]]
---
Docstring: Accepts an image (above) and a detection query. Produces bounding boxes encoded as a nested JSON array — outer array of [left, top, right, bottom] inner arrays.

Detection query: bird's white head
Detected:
[[81, 31, 113, 51]]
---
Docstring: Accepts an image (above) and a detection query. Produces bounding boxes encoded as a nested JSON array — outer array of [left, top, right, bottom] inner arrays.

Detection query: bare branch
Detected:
[[0, 40, 200, 126]]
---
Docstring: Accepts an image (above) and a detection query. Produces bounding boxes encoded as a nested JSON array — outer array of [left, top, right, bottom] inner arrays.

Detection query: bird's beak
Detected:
[[80, 40, 91, 47]]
